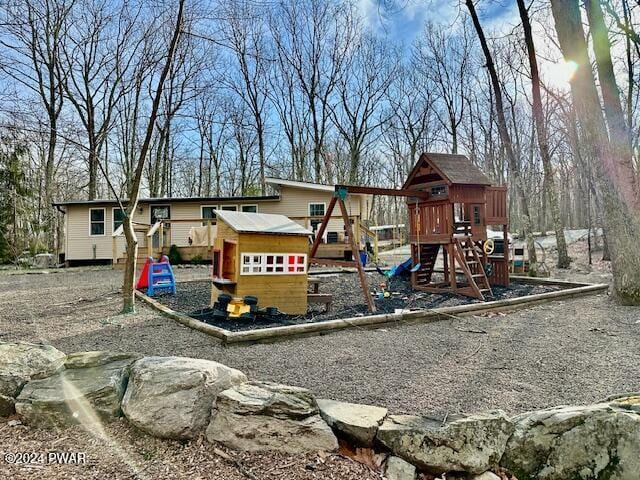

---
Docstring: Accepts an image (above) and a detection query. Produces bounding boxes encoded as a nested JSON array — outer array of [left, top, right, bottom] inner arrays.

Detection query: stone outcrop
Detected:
[[206, 381, 338, 454], [316, 398, 387, 446], [376, 411, 513, 474], [15, 353, 138, 428], [501, 395, 640, 480], [385, 456, 416, 480], [121, 356, 246, 439], [5, 346, 640, 480]]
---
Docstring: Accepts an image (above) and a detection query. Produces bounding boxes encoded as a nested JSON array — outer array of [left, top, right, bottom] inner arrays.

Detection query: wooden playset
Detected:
[[210, 210, 313, 315], [310, 152, 509, 313]]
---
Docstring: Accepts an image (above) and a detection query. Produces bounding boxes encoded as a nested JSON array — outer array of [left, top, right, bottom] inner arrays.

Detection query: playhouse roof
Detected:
[[216, 210, 312, 236], [403, 152, 492, 188]]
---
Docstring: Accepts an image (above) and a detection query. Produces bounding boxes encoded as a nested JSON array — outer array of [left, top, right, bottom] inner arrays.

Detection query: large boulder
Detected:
[[15, 352, 138, 428], [501, 396, 640, 480], [0, 342, 66, 416], [122, 356, 246, 440], [316, 398, 387, 446], [206, 381, 338, 454], [376, 411, 513, 474]]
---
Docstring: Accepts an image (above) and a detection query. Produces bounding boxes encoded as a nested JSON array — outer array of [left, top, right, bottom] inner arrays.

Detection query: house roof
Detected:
[[403, 152, 492, 188], [216, 210, 312, 236], [265, 177, 367, 195], [52, 195, 279, 207]]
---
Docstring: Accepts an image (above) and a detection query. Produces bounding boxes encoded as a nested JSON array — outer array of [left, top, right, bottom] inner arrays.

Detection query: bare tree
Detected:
[[465, 0, 539, 275], [219, 0, 270, 193], [414, 22, 474, 154], [269, 0, 356, 182], [60, 0, 141, 199], [516, 0, 570, 268], [121, 0, 186, 313], [0, 0, 73, 247], [331, 35, 396, 183], [551, 0, 640, 303]]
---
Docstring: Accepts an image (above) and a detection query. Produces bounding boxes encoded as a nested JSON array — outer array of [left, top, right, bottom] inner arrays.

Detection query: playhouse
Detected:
[[403, 153, 509, 300], [210, 210, 312, 315]]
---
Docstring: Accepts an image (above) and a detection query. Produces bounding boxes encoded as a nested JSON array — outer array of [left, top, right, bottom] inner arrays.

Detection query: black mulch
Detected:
[[149, 272, 564, 332]]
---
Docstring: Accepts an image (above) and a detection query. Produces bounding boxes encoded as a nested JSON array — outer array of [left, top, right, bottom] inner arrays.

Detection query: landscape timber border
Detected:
[[135, 275, 609, 345]]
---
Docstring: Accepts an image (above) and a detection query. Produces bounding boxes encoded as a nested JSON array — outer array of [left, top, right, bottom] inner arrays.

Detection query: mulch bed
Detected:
[[150, 272, 563, 332]]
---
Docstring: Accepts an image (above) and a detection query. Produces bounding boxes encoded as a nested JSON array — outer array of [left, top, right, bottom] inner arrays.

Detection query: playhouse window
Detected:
[[431, 185, 448, 196], [473, 205, 482, 225], [241, 204, 258, 213], [309, 203, 325, 217], [90, 208, 105, 236], [287, 255, 306, 273], [240, 253, 307, 275]]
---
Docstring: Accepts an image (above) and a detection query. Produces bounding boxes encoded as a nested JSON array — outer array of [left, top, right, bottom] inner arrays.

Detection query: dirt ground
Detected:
[[0, 238, 638, 479]]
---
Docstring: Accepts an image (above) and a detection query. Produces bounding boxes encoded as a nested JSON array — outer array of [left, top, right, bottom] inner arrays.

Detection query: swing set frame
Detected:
[[308, 185, 429, 314]]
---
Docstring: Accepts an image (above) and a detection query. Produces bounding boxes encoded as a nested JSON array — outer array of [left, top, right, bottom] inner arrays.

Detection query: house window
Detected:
[[151, 205, 170, 224], [473, 205, 482, 225], [220, 204, 237, 211], [241, 204, 258, 213], [113, 208, 125, 232], [240, 253, 307, 275], [90, 208, 105, 236], [201, 205, 218, 225], [309, 203, 325, 217], [431, 185, 448, 196]]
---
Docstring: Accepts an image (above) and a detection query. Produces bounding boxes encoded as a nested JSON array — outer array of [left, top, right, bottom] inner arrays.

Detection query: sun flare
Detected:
[[542, 59, 578, 89]]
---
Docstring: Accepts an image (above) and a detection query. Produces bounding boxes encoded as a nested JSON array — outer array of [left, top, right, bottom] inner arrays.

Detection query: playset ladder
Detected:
[[453, 238, 493, 301], [412, 244, 440, 287]]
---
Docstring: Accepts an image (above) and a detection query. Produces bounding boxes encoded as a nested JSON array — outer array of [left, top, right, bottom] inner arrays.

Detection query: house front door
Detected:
[[150, 205, 171, 250]]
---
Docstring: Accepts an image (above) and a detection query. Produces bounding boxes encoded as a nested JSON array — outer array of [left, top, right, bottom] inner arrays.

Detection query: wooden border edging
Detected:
[[135, 279, 609, 345], [134, 290, 228, 341]]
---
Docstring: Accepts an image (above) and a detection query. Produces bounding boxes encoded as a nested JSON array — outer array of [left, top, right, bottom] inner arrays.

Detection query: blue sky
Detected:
[[358, 0, 520, 46]]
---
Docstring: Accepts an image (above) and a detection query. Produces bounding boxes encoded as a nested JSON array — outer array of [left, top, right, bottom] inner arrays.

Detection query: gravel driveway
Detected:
[[1, 264, 638, 418]]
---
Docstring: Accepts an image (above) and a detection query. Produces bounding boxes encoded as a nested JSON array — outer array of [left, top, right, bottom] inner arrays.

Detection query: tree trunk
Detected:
[[121, 0, 185, 313], [465, 0, 539, 275], [551, 0, 640, 304], [516, 0, 570, 268]]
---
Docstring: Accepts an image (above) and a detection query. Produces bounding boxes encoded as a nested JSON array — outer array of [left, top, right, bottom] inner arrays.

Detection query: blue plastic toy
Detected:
[[144, 255, 177, 297]]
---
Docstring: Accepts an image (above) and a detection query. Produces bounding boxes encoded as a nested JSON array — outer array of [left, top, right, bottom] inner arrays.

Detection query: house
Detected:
[[211, 210, 312, 315], [52, 178, 374, 266]]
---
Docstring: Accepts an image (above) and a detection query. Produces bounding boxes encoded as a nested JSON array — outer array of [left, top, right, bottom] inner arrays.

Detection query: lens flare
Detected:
[[544, 59, 578, 89], [61, 374, 148, 478]]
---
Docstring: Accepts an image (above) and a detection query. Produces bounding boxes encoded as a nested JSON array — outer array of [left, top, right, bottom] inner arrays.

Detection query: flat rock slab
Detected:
[[0, 342, 66, 400], [377, 411, 513, 474], [122, 356, 246, 440], [207, 381, 338, 454], [15, 354, 137, 428], [316, 398, 387, 446], [65, 351, 141, 369], [501, 399, 640, 480]]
